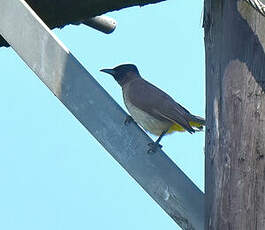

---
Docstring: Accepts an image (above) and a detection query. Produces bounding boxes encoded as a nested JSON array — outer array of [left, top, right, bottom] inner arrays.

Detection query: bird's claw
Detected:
[[147, 142, 162, 154], [124, 115, 134, 126]]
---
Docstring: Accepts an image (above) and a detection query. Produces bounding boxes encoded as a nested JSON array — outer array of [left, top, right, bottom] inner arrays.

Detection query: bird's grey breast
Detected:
[[122, 83, 172, 136]]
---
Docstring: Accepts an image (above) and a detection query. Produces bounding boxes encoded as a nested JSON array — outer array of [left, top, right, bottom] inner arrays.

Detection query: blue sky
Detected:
[[0, 1, 204, 229]]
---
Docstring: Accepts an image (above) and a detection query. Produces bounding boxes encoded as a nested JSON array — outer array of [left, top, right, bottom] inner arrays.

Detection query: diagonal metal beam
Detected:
[[0, 0, 204, 229]]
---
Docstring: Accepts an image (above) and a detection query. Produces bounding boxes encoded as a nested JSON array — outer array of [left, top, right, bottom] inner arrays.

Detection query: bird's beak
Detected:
[[100, 68, 116, 76]]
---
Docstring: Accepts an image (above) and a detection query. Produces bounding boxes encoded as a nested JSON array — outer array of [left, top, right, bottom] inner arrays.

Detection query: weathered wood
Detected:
[[0, 0, 165, 48], [204, 0, 265, 229]]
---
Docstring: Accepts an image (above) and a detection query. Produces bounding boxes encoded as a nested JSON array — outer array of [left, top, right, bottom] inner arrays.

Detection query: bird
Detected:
[[100, 64, 205, 152]]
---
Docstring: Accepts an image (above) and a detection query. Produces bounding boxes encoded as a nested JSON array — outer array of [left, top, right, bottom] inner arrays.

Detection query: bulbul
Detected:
[[100, 64, 205, 152]]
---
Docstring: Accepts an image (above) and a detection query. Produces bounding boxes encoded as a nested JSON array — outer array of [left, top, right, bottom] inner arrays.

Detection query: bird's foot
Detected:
[[147, 142, 162, 154], [124, 115, 135, 126]]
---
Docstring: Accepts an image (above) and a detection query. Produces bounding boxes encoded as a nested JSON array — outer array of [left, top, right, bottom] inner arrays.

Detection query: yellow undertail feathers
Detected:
[[167, 121, 204, 134]]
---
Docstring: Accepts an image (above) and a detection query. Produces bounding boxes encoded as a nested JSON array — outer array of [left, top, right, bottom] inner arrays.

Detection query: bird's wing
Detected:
[[127, 78, 195, 133]]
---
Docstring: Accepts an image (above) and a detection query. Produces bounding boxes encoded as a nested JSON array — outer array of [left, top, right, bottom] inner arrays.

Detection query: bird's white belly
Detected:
[[124, 100, 172, 136]]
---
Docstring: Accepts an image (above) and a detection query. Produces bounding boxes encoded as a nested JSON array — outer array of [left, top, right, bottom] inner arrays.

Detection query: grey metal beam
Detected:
[[0, 0, 204, 229]]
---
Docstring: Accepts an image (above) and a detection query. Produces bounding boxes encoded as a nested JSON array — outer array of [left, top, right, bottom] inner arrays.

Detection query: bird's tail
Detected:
[[189, 115, 205, 131]]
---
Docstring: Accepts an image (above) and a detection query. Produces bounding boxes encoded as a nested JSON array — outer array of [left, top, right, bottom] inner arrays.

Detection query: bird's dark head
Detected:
[[100, 64, 140, 86]]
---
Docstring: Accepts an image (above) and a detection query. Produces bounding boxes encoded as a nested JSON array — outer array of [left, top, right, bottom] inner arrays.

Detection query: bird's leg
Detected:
[[148, 129, 168, 153], [124, 115, 135, 125]]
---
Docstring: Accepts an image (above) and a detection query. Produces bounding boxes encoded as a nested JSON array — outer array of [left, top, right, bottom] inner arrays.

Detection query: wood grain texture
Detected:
[[204, 0, 265, 229], [0, 0, 165, 47]]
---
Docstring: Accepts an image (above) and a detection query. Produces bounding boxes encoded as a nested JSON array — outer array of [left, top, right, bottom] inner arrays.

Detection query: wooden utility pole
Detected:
[[204, 0, 265, 229]]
